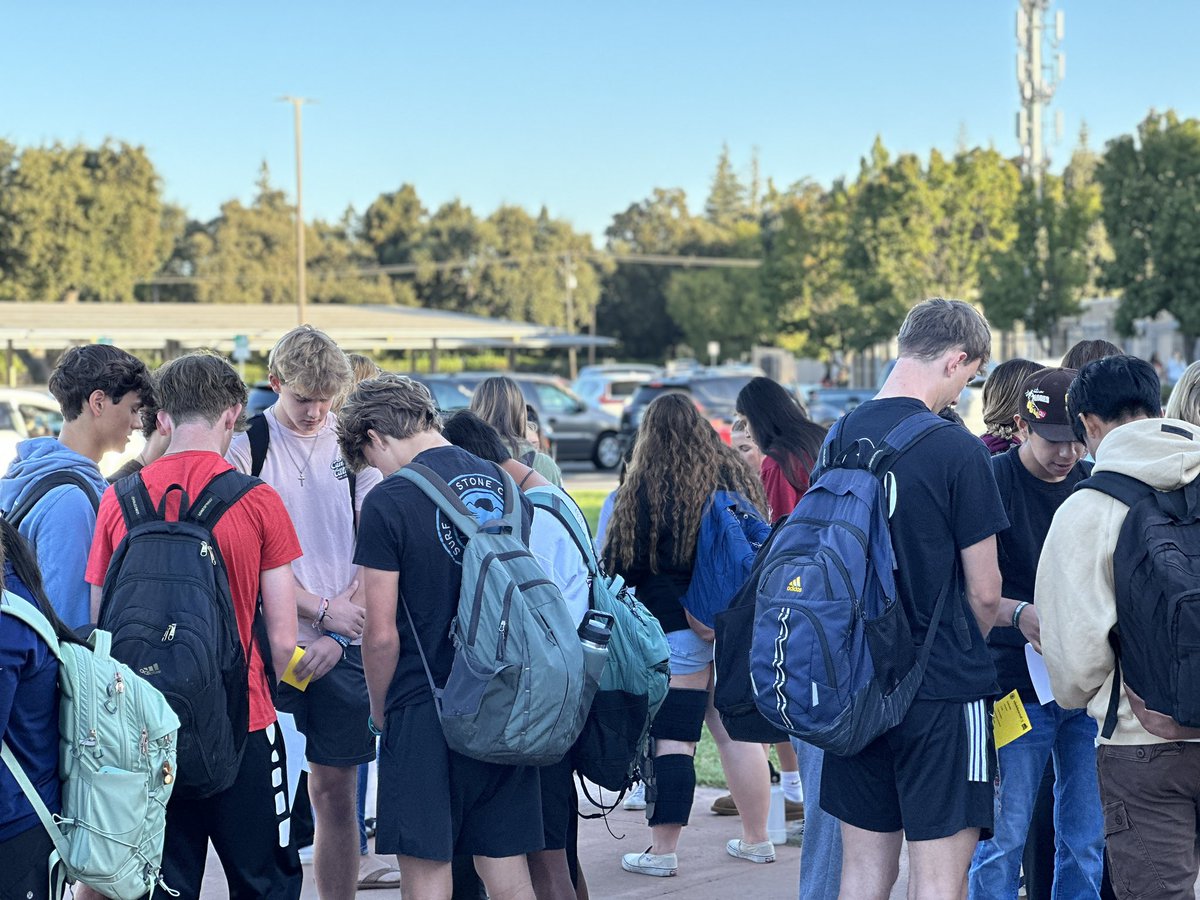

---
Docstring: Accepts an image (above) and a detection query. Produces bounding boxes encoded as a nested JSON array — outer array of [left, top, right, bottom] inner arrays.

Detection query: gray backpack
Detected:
[[0, 590, 180, 900], [397, 463, 592, 766]]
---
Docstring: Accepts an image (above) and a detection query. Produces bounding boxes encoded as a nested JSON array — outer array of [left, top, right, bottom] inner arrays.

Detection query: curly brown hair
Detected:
[[603, 393, 767, 574]]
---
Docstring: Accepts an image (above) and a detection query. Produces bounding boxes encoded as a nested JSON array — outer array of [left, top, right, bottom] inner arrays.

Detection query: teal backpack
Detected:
[[527, 486, 670, 795], [397, 463, 594, 767], [0, 591, 180, 900]]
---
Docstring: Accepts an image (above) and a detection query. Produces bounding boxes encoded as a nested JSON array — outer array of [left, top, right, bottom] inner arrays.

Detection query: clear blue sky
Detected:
[[2, 1, 1196, 239]]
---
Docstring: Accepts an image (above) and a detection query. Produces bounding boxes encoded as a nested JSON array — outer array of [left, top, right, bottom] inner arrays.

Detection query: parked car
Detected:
[[0, 389, 64, 472], [443, 372, 622, 470], [571, 365, 660, 418], [409, 374, 474, 413], [246, 382, 277, 418], [618, 371, 756, 455]]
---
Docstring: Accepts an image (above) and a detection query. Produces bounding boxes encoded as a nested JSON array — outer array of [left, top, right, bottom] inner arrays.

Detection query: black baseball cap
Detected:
[[1019, 367, 1079, 443]]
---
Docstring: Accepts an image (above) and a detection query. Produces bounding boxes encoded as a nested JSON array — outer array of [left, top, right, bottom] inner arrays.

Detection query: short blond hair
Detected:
[[337, 374, 439, 471], [347, 353, 382, 384], [268, 325, 352, 400], [1167, 361, 1200, 426]]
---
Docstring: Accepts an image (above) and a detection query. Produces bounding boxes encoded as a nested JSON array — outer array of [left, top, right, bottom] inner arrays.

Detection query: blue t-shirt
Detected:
[[833, 398, 1009, 702], [353, 446, 533, 714], [0, 563, 61, 841]]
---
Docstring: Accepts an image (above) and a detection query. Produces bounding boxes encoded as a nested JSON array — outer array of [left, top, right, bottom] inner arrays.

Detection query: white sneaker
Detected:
[[726, 838, 776, 864], [623, 782, 646, 811], [621, 848, 678, 877]]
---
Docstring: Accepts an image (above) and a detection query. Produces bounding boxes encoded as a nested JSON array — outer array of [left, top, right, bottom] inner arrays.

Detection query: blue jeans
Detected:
[[969, 700, 1104, 899], [356, 761, 369, 855], [794, 738, 841, 900]]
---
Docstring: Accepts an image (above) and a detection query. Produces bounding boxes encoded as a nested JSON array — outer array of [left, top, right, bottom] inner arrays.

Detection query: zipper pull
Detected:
[[162, 623, 176, 642], [114, 672, 125, 694], [139, 727, 149, 755], [200, 541, 218, 567], [162, 760, 174, 785]]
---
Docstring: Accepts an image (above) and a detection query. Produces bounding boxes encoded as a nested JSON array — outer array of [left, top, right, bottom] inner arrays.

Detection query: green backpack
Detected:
[[526, 486, 670, 795], [0, 591, 180, 900], [397, 463, 594, 767]]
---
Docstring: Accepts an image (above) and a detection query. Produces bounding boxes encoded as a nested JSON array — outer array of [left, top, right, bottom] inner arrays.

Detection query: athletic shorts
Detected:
[[0, 823, 54, 900], [821, 698, 995, 842], [539, 755, 575, 852], [666, 628, 714, 676], [160, 724, 302, 900], [375, 699, 545, 861], [276, 645, 375, 768]]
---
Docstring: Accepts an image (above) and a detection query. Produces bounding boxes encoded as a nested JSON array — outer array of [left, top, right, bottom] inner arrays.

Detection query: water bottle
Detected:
[[767, 783, 787, 845], [578, 611, 614, 693]]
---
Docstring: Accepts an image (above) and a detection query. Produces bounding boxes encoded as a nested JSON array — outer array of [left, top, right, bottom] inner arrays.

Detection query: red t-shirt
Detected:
[[86, 450, 302, 731], [762, 454, 811, 519]]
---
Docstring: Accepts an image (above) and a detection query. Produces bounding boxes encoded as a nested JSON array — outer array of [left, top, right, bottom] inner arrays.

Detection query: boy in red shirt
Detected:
[[87, 351, 303, 900]]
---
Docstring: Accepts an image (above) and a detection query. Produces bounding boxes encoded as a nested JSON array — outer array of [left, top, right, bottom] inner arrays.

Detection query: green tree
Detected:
[[1099, 110, 1200, 347], [0, 140, 175, 302], [309, 208, 412, 306], [704, 144, 750, 229], [189, 163, 295, 304], [978, 169, 1096, 345]]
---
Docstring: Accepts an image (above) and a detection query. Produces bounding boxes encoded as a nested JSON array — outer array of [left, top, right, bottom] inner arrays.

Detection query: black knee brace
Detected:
[[649, 688, 708, 743], [646, 754, 696, 826]]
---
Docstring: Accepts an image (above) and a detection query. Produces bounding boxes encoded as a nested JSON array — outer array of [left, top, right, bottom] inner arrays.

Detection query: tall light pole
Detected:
[[279, 96, 314, 324]]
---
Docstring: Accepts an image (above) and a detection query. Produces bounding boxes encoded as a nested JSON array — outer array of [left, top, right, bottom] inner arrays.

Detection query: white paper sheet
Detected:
[[1025, 644, 1055, 705]]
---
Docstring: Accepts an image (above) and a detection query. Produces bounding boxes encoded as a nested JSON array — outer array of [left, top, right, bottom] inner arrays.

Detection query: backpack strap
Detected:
[[870, 412, 954, 477], [400, 462, 523, 538], [0, 590, 59, 657], [528, 488, 599, 577], [0, 740, 70, 892], [1074, 470, 1158, 740], [188, 469, 261, 532], [5, 471, 100, 529], [114, 471, 158, 530], [248, 413, 270, 478]]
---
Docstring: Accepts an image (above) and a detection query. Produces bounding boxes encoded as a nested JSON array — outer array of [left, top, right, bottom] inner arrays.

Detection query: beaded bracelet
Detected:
[[311, 597, 329, 632]]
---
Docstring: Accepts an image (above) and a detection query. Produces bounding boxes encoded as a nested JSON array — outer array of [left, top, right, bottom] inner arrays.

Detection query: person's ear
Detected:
[[1013, 415, 1030, 441], [1079, 412, 1104, 444], [268, 374, 283, 395], [87, 389, 107, 418]]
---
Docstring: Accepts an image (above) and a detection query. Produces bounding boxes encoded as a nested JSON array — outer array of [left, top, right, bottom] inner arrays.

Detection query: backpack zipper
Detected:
[[497, 584, 515, 661], [200, 540, 218, 566]]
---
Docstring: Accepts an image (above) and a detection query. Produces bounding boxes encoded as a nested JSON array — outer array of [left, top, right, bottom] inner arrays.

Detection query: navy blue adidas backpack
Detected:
[[679, 490, 772, 628], [750, 409, 960, 757]]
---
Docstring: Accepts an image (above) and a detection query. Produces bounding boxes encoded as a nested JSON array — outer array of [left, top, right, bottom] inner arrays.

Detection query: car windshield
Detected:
[[692, 376, 752, 410]]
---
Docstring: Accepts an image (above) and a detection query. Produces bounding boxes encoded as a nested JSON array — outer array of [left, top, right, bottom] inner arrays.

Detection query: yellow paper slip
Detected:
[[993, 689, 1033, 748], [281, 646, 312, 691]]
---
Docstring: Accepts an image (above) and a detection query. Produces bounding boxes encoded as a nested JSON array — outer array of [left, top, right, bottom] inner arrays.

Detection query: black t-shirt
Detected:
[[836, 398, 1008, 702], [353, 445, 533, 714], [611, 487, 693, 635], [988, 446, 1090, 701]]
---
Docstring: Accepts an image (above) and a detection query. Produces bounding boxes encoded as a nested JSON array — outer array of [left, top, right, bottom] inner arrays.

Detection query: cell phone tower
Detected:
[[1016, 0, 1065, 197]]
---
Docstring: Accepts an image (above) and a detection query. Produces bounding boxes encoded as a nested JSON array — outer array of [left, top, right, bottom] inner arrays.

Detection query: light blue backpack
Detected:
[[0, 590, 180, 899]]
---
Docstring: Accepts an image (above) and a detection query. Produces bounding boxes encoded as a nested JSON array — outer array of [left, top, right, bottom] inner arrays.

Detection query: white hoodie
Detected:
[[1037, 417, 1200, 745]]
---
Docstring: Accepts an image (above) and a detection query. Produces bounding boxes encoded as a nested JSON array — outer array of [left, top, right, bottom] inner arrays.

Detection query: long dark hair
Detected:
[[735, 377, 827, 490], [2, 518, 84, 646]]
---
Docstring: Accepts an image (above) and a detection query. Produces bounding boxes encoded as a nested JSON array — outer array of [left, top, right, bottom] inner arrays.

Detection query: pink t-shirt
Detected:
[[227, 408, 382, 645]]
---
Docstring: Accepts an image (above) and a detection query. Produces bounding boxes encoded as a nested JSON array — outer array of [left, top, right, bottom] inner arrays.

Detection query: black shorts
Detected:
[[0, 823, 54, 900], [160, 723, 302, 900], [539, 755, 575, 852], [375, 699, 544, 861], [821, 698, 995, 842], [276, 645, 375, 768]]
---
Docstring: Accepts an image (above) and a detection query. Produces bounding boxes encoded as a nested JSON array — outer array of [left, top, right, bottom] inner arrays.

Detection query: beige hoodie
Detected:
[[1037, 417, 1200, 745]]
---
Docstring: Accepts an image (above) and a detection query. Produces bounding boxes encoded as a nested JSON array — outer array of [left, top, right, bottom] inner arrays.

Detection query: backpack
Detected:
[[0, 591, 180, 900], [526, 486, 670, 795], [5, 470, 100, 528], [397, 462, 592, 767], [97, 469, 258, 799], [247, 413, 357, 515], [1077, 466, 1200, 739], [679, 490, 772, 628], [714, 520, 791, 744], [750, 410, 966, 757]]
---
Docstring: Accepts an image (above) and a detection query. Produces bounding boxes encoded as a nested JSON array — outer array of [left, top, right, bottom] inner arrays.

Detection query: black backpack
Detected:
[[714, 519, 791, 744], [1079, 466, 1200, 739], [98, 469, 259, 799]]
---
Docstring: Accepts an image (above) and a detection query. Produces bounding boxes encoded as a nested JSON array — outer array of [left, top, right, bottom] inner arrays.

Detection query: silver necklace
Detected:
[[272, 409, 322, 486]]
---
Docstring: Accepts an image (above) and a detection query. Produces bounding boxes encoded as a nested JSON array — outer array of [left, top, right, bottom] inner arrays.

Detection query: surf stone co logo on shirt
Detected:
[[435, 472, 505, 561]]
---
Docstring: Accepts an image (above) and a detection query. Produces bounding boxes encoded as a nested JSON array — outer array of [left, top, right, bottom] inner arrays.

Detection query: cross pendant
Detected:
[[299, 473, 306, 487]]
